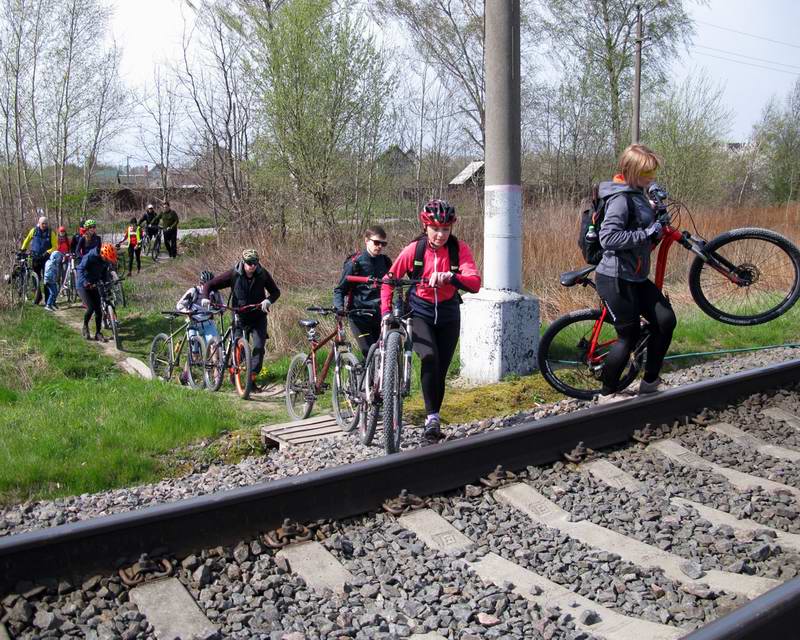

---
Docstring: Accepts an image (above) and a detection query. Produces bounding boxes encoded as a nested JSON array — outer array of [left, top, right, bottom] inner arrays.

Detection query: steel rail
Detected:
[[1, 359, 799, 616]]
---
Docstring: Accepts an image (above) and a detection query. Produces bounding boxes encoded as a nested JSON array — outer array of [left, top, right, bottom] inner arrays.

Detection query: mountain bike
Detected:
[[59, 253, 78, 303], [204, 304, 259, 399], [7, 252, 39, 306], [284, 306, 373, 427], [107, 266, 126, 308], [97, 279, 123, 350], [149, 227, 163, 262], [149, 311, 206, 388], [538, 186, 800, 400], [346, 275, 421, 454]]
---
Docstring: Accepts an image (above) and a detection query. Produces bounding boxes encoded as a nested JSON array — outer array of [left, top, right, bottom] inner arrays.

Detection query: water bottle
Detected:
[[585, 224, 598, 243]]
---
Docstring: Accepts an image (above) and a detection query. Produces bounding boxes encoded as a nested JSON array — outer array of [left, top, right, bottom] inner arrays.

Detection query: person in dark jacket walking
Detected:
[[159, 201, 179, 258], [333, 225, 392, 357], [595, 143, 677, 404], [77, 243, 117, 341], [201, 249, 280, 380], [75, 219, 101, 257]]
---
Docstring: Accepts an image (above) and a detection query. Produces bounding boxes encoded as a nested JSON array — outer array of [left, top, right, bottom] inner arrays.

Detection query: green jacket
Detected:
[[159, 209, 179, 230]]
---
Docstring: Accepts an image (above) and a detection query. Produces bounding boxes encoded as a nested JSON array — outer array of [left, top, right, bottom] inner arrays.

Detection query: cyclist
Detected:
[[116, 217, 142, 276], [159, 201, 179, 258], [333, 225, 392, 357], [70, 219, 85, 254], [176, 270, 223, 385], [595, 143, 676, 404], [381, 199, 481, 441], [43, 250, 63, 311], [20, 215, 57, 305], [77, 243, 117, 341], [75, 219, 101, 257], [201, 249, 281, 383], [139, 204, 159, 243]]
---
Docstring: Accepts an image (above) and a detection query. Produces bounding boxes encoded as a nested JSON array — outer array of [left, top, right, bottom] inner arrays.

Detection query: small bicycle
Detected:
[[149, 227, 163, 262], [59, 253, 78, 303], [204, 304, 259, 399], [284, 306, 373, 428], [6, 251, 39, 306], [97, 279, 123, 350], [538, 185, 800, 400], [149, 311, 207, 389], [346, 275, 421, 454]]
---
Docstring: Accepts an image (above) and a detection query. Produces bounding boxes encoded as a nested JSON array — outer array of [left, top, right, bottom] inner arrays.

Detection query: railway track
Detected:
[[2, 360, 800, 639]]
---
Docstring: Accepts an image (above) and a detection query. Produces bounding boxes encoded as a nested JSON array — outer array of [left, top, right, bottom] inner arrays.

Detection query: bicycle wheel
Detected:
[[66, 269, 76, 303], [332, 351, 361, 432], [149, 333, 173, 381], [186, 334, 206, 390], [114, 278, 126, 308], [151, 235, 161, 262], [285, 352, 315, 420], [10, 270, 22, 307], [204, 337, 225, 391], [359, 343, 381, 446], [689, 227, 800, 326], [25, 271, 39, 304], [107, 306, 122, 350], [382, 331, 404, 454], [538, 308, 643, 400], [232, 337, 253, 399]]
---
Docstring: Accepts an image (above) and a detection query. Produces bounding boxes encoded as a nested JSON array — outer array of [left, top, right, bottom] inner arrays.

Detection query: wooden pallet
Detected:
[[261, 415, 343, 449]]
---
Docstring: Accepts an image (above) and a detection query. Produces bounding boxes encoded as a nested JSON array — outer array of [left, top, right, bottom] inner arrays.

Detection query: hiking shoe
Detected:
[[639, 378, 667, 395], [597, 392, 631, 405], [94, 332, 107, 343], [82, 325, 90, 340], [423, 418, 443, 441], [44, 305, 54, 312], [179, 370, 189, 386]]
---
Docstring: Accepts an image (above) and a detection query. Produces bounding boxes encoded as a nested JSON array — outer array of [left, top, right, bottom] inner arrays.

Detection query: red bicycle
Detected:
[[538, 186, 800, 399], [204, 303, 261, 399]]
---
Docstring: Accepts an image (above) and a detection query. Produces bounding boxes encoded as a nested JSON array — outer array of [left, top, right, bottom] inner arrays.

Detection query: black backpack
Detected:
[[578, 186, 635, 265], [410, 235, 460, 280]]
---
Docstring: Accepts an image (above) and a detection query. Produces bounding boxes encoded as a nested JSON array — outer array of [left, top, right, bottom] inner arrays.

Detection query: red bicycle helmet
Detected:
[[419, 199, 457, 227]]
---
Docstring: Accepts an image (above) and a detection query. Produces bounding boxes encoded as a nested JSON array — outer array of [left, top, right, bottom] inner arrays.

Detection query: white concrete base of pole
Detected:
[[459, 288, 539, 383]]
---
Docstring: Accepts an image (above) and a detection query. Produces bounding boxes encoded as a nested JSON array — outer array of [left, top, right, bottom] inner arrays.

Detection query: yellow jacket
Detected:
[[20, 227, 57, 255]]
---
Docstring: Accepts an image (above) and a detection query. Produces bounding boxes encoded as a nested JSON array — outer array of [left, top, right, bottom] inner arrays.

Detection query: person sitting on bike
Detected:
[[116, 217, 142, 276], [381, 199, 481, 441], [201, 249, 280, 383], [20, 214, 57, 305], [595, 143, 677, 404], [139, 204, 159, 242], [176, 271, 223, 385], [43, 250, 63, 311], [159, 201, 180, 259], [333, 225, 392, 357], [75, 219, 101, 257], [77, 243, 117, 341]]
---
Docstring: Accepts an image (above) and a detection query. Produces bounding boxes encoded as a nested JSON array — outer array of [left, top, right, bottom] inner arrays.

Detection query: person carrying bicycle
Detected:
[[20, 215, 57, 305], [159, 201, 179, 258], [595, 143, 677, 404], [139, 204, 159, 242], [75, 219, 101, 257], [116, 217, 143, 276], [333, 225, 392, 357], [201, 249, 280, 382], [381, 199, 481, 441], [77, 243, 117, 341]]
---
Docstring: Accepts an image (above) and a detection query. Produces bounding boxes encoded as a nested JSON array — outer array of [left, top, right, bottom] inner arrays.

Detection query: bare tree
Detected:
[[139, 66, 180, 201]]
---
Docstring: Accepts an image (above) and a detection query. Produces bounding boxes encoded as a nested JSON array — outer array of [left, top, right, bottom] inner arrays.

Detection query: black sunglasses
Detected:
[[369, 238, 388, 247], [244, 259, 259, 265]]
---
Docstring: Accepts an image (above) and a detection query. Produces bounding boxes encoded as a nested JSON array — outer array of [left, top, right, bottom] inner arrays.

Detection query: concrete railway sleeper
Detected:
[[3, 362, 800, 637]]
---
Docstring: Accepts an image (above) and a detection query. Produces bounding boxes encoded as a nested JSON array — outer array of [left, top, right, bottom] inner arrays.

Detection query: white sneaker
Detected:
[[639, 378, 667, 395], [597, 392, 631, 405]]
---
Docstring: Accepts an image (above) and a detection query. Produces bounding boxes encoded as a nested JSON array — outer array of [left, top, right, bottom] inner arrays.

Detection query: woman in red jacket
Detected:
[[381, 199, 481, 441]]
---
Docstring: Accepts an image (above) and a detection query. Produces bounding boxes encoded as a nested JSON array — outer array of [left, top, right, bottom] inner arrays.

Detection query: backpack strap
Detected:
[[411, 235, 461, 281]]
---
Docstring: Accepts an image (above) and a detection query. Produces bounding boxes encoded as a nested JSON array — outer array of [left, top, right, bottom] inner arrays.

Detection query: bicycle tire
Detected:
[[204, 337, 225, 391], [108, 307, 122, 350], [115, 279, 126, 308], [149, 333, 173, 381], [285, 352, 315, 420], [359, 343, 381, 445], [66, 270, 76, 303], [688, 227, 800, 326], [25, 271, 39, 304], [382, 331, 404, 454], [186, 334, 207, 390], [332, 351, 360, 431], [151, 235, 161, 262], [538, 308, 643, 400], [233, 337, 253, 399], [9, 269, 22, 307]]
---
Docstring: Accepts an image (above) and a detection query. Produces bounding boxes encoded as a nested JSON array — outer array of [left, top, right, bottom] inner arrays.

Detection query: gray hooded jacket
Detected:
[[596, 180, 659, 282]]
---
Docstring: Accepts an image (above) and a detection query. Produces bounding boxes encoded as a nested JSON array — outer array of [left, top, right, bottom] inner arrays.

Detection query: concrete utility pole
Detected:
[[460, 0, 539, 383], [631, 4, 643, 144]]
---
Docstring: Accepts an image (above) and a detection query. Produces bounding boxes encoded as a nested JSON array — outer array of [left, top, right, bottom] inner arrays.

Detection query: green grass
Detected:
[[181, 216, 216, 230], [0, 307, 264, 504]]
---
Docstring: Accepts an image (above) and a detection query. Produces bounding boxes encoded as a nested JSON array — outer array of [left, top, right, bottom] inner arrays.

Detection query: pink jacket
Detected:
[[381, 238, 481, 319]]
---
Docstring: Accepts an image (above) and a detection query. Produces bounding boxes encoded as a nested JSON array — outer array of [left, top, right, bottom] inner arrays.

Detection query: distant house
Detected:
[[449, 160, 484, 188], [379, 145, 417, 178]]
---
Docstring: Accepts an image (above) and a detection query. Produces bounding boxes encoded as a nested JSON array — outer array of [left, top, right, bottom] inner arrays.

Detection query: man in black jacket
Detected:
[[333, 225, 391, 357], [201, 248, 280, 379]]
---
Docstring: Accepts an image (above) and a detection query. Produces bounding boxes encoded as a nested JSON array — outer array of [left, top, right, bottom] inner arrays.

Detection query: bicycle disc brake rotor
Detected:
[[733, 262, 759, 287]]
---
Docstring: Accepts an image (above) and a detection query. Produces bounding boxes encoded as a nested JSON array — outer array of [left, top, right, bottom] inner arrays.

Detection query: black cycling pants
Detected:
[[412, 316, 460, 415], [163, 227, 178, 258], [77, 286, 102, 334], [238, 314, 267, 375], [596, 274, 677, 394], [127, 245, 141, 274], [349, 315, 380, 359], [31, 254, 46, 304]]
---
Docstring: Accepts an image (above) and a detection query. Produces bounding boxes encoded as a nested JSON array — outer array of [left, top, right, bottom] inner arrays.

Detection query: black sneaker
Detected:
[[82, 325, 90, 340], [423, 418, 442, 441], [94, 332, 107, 342]]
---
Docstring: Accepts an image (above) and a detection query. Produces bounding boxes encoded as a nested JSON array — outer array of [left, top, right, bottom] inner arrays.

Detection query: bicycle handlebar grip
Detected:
[[345, 275, 372, 283]]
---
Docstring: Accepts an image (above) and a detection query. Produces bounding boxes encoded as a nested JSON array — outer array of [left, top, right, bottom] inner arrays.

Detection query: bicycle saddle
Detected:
[[560, 266, 596, 287], [299, 319, 319, 329]]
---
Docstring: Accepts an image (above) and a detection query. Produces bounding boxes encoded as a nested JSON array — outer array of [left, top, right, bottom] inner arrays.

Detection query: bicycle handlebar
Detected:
[[210, 302, 262, 313], [345, 275, 423, 287], [306, 305, 374, 317]]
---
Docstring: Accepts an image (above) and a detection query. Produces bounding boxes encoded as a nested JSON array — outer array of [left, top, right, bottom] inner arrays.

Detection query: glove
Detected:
[[645, 221, 663, 240], [657, 210, 671, 227], [200, 298, 211, 310], [261, 299, 272, 313]]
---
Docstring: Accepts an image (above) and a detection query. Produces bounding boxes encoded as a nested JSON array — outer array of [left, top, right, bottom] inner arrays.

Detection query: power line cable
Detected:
[[693, 44, 800, 71], [695, 19, 800, 50], [692, 51, 800, 76]]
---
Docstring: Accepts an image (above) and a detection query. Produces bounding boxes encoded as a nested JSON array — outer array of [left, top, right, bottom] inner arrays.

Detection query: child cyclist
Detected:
[[176, 270, 223, 385], [381, 199, 481, 441]]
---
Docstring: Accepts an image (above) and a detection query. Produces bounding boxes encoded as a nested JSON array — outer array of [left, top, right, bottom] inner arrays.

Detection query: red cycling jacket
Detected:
[[381, 237, 481, 324]]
